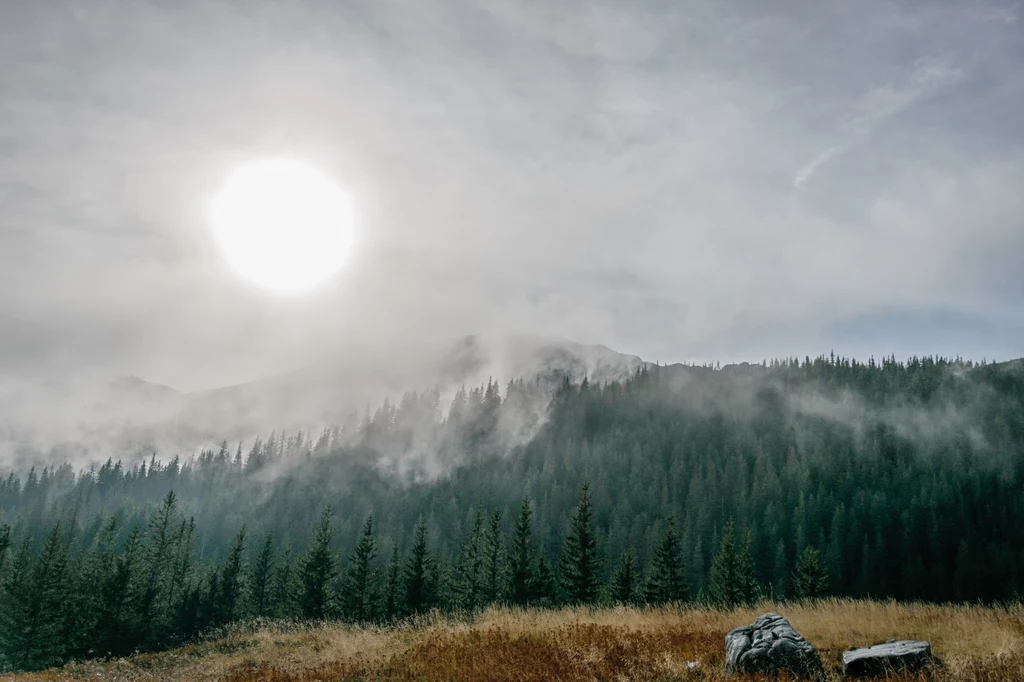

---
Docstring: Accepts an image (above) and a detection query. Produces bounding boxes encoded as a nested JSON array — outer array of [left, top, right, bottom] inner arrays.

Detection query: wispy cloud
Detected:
[[793, 146, 841, 188], [795, 56, 964, 187]]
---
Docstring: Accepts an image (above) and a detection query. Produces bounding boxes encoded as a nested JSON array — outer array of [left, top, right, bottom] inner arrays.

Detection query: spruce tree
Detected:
[[138, 491, 178, 646], [481, 509, 505, 605], [381, 542, 402, 620], [560, 483, 601, 604], [249, 533, 275, 618], [94, 526, 141, 658], [792, 547, 828, 599], [296, 507, 339, 620], [342, 517, 378, 622], [404, 518, 435, 614], [709, 521, 742, 608], [737, 531, 757, 605], [507, 498, 535, 605], [771, 539, 788, 599], [453, 509, 484, 611], [0, 524, 9, 578], [0, 538, 35, 669], [271, 547, 295, 618], [0, 526, 69, 670], [644, 516, 687, 604], [610, 550, 638, 605], [213, 527, 246, 625], [534, 555, 557, 606]]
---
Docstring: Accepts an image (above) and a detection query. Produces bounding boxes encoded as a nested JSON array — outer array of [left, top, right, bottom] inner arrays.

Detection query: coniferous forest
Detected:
[[1, 354, 1023, 671]]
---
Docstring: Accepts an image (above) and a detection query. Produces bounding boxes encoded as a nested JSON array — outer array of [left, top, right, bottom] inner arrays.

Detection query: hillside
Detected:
[[2, 353, 1024, 672], [9, 601, 1024, 682], [0, 334, 644, 467]]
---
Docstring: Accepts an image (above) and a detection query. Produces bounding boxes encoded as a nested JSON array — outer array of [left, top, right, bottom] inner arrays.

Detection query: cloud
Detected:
[[0, 0, 1021, 399], [794, 56, 965, 187], [793, 146, 841, 188]]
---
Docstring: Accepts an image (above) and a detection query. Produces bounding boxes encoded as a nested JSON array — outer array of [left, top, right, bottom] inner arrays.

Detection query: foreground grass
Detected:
[[8, 600, 1024, 681]]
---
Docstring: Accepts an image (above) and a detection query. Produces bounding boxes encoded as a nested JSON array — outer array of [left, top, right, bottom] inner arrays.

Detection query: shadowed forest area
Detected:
[[1, 355, 1023, 671]]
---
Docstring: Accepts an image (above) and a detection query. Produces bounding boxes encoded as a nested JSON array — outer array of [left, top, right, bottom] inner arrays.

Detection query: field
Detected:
[[8, 600, 1024, 682]]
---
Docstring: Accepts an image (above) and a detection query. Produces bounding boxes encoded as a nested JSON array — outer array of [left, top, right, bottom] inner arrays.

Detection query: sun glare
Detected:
[[211, 159, 355, 292]]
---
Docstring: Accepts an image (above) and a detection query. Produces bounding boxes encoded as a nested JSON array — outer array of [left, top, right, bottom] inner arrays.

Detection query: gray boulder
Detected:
[[725, 613, 824, 679], [843, 640, 932, 677]]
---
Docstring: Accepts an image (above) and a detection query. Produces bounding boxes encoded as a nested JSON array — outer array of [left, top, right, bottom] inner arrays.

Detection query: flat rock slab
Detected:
[[843, 640, 932, 677], [726, 613, 824, 679]]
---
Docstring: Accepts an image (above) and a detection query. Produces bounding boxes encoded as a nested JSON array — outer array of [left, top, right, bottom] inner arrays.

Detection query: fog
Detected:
[[1, 0, 1023, 467]]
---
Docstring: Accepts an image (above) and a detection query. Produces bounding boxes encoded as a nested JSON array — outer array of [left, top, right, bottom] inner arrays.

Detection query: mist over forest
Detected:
[[2, 344, 1023, 669], [3, 0, 1024, 676]]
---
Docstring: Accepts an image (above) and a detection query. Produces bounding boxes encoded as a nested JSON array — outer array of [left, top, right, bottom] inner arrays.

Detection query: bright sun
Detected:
[[211, 159, 355, 292]]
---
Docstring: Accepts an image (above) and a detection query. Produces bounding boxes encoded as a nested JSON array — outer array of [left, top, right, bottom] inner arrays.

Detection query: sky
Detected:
[[1, 0, 1022, 391]]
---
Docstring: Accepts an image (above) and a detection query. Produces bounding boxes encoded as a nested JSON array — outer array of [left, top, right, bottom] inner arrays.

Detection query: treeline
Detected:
[[0, 483, 827, 672], [1, 354, 1024, 670]]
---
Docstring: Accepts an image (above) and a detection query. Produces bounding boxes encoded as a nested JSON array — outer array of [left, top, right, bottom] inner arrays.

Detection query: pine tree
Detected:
[[507, 498, 535, 605], [342, 517, 377, 622], [453, 509, 485, 611], [610, 550, 638, 605], [0, 538, 35, 669], [271, 547, 295, 618], [381, 542, 402, 620], [709, 521, 743, 608], [94, 526, 141, 657], [792, 547, 828, 599], [481, 509, 505, 605], [771, 539, 788, 599], [213, 527, 246, 625], [534, 555, 557, 606], [404, 518, 436, 614], [737, 531, 757, 605], [644, 516, 687, 604], [0, 526, 69, 670], [249, 533, 275, 618], [296, 507, 339, 620], [138, 491, 179, 646], [560, 483, 601, 604], [0, 524, 10, 578]]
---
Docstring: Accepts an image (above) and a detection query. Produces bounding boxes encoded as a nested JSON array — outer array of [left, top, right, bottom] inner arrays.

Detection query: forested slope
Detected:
[[1, 354, 1023, 671]]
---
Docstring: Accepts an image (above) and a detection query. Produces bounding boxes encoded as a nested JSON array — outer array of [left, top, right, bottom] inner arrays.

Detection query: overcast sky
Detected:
[[2, 0, 1022, 391]]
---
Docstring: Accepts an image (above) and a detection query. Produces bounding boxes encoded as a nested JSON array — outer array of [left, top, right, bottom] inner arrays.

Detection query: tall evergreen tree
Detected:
[[249, 533, 275, 618], [0, 539, 36, 669], [481, 509, 505, 605], [644, 516, 687, 604], [296, 508, 338, 620], [94, 526, 141, 658], [610, 550, 638, 605], [453, 509, 485, 611], [771, 539, 788, 600], [0, 524, 10, 578], [212, 527, 246, 625], [271, 547, 295, 619], [560, 483, 601, 604], [738, 531, 757, 604], [792, 547, 828, 599], [404, 518, 436, 614], [709, 521, 747, 608], [534, 556, 557, 606], [381, 542, 402, 620], [342, 517, 378, 622], [138, 491, 179, 646], [507, 498, 535, 605], [0, 526, 68, 670]]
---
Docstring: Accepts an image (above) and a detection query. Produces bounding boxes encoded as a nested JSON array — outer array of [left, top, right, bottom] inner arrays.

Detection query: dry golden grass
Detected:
[[7, 600, 1024, 682]]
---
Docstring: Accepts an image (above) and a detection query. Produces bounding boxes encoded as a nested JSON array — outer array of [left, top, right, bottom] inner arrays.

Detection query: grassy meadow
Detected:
[[7, 600, 1024, 682]]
